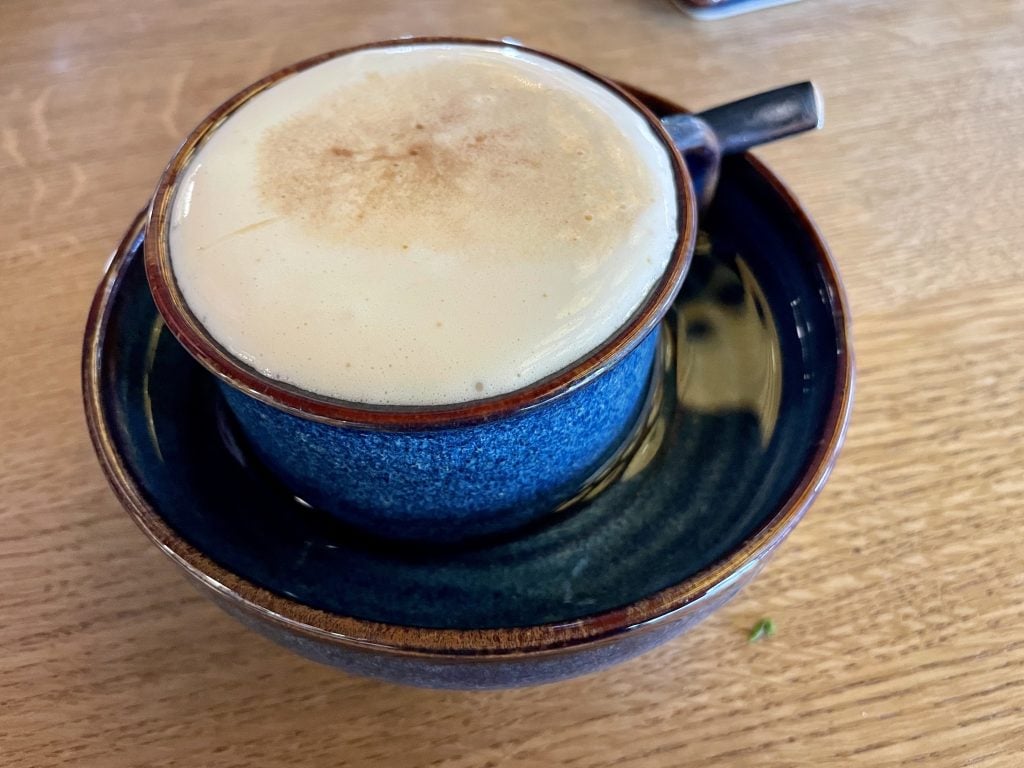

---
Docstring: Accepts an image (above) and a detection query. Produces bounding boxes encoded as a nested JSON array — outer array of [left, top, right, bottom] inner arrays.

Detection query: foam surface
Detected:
[[169, 43, 678, 405]]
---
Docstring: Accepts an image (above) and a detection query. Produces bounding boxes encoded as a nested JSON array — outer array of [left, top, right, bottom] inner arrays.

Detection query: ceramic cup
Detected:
[[144, 37, 819, 542]]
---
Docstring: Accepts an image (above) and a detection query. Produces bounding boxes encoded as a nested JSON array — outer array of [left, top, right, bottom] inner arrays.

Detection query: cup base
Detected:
[[214, 325, 669, 549]]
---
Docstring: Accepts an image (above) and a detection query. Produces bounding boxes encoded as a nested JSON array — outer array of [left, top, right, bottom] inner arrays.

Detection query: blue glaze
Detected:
[[220, 333, 657, 541], [91, 152, 849, 688]]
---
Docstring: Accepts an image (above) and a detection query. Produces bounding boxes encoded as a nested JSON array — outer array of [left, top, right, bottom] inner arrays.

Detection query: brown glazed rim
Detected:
[[84, 95, 853, 658], [144, 37, 698, 430]]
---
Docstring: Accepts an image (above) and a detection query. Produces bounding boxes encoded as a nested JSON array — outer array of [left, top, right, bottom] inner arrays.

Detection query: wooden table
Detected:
[[3, 0, 1023, 764]]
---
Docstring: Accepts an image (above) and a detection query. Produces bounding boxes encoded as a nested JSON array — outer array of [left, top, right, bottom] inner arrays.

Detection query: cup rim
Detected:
[[143, 36, 697, 429]]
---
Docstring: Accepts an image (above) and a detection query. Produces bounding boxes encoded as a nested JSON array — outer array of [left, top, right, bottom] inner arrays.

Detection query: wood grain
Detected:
[[2, 0, 1023, 765]]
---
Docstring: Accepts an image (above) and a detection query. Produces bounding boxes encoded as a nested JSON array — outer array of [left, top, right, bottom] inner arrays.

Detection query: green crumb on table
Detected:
[[748, 617, 776, 643]]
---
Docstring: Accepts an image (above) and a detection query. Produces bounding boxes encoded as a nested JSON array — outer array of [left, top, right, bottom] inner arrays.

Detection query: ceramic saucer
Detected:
[[83, 92, 852, 690]]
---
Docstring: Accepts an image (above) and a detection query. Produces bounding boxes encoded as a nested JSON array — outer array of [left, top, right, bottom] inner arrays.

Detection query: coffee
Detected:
[[168, 43, 677, 405]]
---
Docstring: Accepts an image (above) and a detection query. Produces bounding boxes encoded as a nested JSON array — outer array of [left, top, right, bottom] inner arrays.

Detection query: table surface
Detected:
[[3, 0, 1023, 765]]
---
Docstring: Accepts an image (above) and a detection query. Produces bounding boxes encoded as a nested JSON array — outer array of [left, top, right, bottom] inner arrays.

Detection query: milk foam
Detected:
[[169, 43, 678, 405]]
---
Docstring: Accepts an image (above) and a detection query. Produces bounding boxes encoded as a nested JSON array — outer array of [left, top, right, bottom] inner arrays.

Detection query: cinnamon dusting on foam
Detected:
[[255, 59, 653, 265]]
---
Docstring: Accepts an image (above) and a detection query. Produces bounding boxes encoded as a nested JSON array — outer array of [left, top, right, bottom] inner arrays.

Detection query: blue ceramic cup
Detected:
[[145, 38, 820, 542]]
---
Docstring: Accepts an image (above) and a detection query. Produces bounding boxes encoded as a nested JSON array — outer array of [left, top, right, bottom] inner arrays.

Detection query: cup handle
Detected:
[[661, 81, 823, 206]]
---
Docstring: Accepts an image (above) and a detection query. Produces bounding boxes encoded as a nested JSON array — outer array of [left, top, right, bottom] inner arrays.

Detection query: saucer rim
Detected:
[[83, 114, 853, 660]]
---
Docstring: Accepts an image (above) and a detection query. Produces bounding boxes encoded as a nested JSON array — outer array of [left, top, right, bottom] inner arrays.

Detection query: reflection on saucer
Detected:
[[676, 233, 781, 446]]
